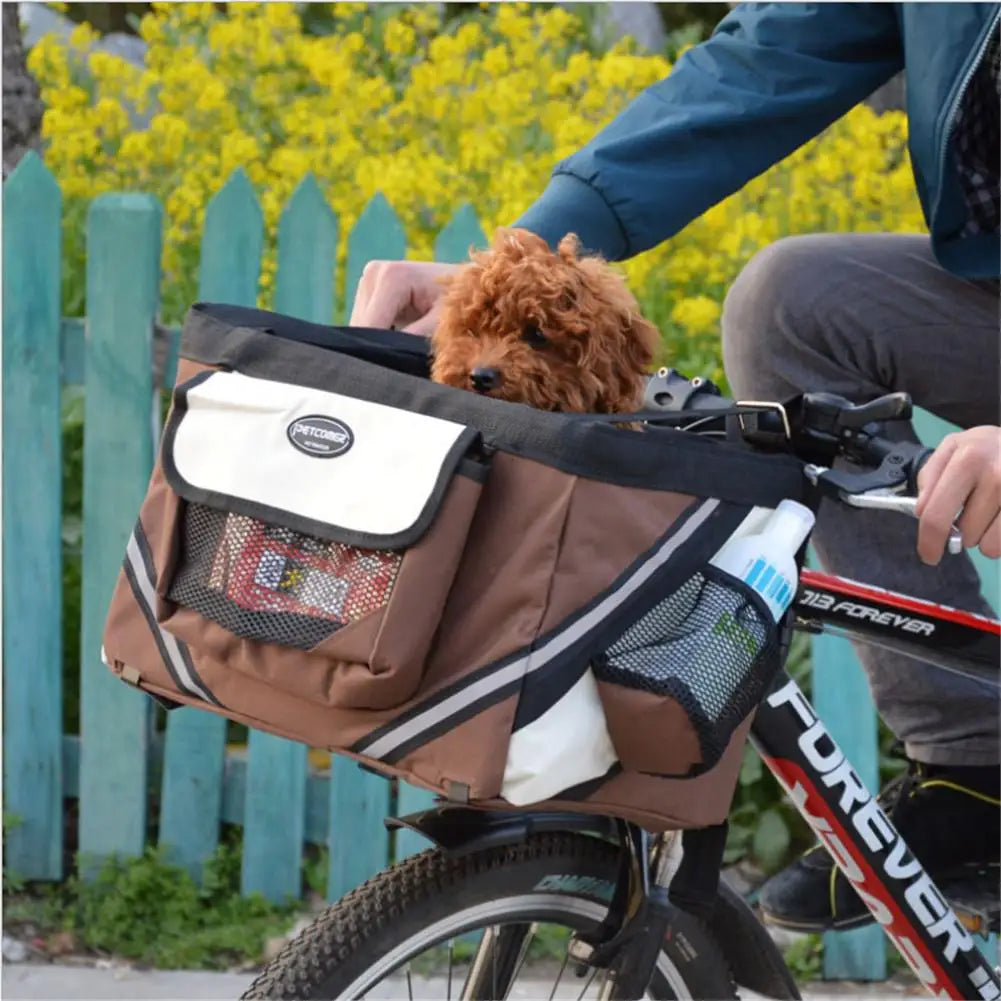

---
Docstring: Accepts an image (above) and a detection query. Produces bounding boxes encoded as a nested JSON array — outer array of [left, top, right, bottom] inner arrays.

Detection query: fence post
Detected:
[[434, 203, 487, 264], [343, 192, 407, 323], [157, 169, 262, 884], [274, 174, 339, 324], [238, 174, 338, 904], [78, 192, 163, 872], [2, 153, 65, 880]]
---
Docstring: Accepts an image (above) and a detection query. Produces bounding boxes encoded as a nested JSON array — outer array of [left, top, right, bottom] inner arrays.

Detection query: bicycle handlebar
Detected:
[[641, 369, 962, 554]]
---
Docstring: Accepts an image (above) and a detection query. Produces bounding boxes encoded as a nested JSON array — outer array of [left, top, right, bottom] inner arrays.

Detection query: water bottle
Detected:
[[710, 499, 816, 622]]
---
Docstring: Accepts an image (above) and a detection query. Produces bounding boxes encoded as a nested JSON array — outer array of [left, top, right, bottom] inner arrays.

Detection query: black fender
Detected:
[[386, 804, 618, 857], [388, 806, 799, 999], [710, 879, 801, 1000]]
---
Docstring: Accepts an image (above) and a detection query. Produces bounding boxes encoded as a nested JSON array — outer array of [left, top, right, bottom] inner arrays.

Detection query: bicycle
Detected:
[[241, 370, 1000, 1001]]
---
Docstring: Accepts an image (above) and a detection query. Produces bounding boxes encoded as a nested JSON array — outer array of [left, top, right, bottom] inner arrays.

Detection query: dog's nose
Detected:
[[470, 367, 501, 393]]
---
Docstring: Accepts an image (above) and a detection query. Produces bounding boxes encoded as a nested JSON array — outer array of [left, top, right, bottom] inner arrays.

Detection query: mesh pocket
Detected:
[[167, 504, 403, 650], [594, 567, 780, 766]]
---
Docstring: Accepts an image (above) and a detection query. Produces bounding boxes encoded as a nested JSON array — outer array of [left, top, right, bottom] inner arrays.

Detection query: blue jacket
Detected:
[[516, 3, 1000, 279]]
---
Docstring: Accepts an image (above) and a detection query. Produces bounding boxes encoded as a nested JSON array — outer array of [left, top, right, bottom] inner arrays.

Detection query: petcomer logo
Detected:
[[287, 415, 354, 458]]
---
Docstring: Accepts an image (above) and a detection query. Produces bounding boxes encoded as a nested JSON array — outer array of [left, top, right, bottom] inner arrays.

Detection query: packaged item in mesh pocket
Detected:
[[174, 511, 403, 650], [102, 302, 813, 832]]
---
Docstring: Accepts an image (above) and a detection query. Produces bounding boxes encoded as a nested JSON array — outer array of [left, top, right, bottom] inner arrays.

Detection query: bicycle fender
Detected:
[[386, 805, 618, 857], [711, 880, 801, 1000]]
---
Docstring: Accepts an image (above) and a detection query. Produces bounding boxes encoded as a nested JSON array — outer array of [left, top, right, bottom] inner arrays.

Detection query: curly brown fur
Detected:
[[430, 228, 659, 414]]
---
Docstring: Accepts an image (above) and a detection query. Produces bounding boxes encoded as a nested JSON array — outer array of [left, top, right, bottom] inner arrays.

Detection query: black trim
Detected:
[[122, 558, 192, 700], [178, 304, 808, 508], [161, 370, 483, 551], [148, 691, 184, 711], [550, 762, 623, 801], [457, 455, 491, 483], [511, 658, 591, 731], [130, 521, 223, 707], [384, 805, 619, 858], [130, 515, 164, 589], [190, 302, 432, 377]]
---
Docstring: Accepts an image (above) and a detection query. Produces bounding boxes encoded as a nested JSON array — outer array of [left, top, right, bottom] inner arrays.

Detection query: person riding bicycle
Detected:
[[350, 2, 1001, 931]]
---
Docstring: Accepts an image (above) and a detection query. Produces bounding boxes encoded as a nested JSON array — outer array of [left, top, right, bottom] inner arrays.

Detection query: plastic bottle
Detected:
[[709, 499, 816, 621]]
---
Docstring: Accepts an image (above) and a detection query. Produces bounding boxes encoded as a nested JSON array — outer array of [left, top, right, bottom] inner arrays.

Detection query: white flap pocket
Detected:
[[162, 370, 482, 549]]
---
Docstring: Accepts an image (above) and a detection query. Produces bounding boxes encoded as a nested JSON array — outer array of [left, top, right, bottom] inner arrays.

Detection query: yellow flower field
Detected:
[[28, 1, 926, 384]]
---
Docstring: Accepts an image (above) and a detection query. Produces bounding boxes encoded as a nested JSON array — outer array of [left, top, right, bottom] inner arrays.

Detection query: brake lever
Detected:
[[804, 467, 963, 555]]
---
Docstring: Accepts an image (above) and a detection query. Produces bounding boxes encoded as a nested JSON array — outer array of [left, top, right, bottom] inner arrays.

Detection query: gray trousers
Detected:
[[721, 233, 1000, 766]]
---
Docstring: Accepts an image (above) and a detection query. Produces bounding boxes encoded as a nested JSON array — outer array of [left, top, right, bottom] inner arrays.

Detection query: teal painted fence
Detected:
[[3, 154, 996, 980]]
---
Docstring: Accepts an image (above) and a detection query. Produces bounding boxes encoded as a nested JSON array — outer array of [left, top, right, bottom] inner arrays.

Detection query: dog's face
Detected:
[[430, 229, 659, 413]]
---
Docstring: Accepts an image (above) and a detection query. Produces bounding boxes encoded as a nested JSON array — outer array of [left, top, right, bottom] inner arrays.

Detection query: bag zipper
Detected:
[[934, 10, 1000, 223]]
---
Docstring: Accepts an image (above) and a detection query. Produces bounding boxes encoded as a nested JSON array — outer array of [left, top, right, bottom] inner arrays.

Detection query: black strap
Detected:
[[191, 302, 432, 378], [564, 404, 786, 426]]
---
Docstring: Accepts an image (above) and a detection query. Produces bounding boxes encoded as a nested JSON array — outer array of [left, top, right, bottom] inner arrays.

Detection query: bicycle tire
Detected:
[[240, 832, 736, 1000]]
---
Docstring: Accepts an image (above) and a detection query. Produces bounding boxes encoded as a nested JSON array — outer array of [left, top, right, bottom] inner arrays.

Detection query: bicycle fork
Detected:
[[753, 670, 1000, 1001]]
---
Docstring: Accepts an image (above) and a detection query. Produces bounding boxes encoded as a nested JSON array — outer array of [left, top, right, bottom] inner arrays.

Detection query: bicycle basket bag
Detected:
[[103, 302, 811, 831]]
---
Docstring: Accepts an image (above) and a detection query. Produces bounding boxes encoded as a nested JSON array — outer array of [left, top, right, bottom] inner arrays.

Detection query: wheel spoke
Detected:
[[447, 937, 454, 1001], [491, 926, 498, 1001], [576, 965, 598, 1001], [548, 950, 570, 1001], [459, 923, 534, 1000], [506, 921, 538, 991]]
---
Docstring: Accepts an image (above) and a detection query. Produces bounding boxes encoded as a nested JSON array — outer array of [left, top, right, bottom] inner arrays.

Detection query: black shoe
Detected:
[[758, 759, 1000, 932]]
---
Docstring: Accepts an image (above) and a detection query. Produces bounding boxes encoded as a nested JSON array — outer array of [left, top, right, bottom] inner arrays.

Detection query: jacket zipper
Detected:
[[935, 9, 1000, 218]]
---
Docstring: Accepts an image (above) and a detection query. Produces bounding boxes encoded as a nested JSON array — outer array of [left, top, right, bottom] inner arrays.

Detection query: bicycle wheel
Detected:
[[241, 832, 736, 1000]]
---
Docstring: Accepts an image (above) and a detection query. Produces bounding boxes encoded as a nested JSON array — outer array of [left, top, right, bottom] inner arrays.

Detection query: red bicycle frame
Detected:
[[749, 571, 1000, 1000]]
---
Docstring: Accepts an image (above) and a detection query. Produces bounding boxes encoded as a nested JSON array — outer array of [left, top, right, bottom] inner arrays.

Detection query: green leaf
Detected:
[[738, 745, 763, 786], [752, 808, 791, 872]]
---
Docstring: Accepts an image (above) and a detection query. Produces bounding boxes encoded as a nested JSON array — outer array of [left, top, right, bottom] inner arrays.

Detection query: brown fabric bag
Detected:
[[102, 303, 810, 831]]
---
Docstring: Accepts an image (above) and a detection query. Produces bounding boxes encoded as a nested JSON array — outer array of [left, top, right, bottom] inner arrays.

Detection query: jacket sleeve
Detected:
[[514, 3, 903, 260]]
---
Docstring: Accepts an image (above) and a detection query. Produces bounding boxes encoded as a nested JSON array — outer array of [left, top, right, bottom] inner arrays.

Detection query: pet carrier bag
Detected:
[[103, 302, 812, 831]]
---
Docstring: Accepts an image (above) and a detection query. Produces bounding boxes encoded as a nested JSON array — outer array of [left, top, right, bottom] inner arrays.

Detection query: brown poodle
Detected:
[[430, 228, 659, 414]]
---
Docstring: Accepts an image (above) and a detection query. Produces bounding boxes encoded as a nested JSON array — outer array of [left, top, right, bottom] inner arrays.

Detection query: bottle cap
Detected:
[[765, 499, 816, 553]]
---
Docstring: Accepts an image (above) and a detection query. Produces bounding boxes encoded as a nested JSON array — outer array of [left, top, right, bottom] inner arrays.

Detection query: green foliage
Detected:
[[301, 843, 329, 900], [782, 933, 824, 982], [725, 632, 815, 872], [2, 813, 28, 895], [4, 840, 297, 969]]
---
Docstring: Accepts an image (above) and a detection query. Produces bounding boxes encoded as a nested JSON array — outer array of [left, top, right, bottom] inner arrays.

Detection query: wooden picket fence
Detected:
[[3, 152, 997, 981]]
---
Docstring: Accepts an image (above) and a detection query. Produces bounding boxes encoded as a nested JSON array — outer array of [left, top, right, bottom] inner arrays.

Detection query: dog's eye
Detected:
[[522, 324, 548, 348]]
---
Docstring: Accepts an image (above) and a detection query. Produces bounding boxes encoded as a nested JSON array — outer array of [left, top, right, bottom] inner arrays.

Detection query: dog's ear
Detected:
[[557, 233, 583, 262]]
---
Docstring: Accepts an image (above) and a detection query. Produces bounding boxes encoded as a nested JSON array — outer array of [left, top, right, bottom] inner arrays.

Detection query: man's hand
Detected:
[[915, 426, 1001, 565], [349, 260, 459, 337]]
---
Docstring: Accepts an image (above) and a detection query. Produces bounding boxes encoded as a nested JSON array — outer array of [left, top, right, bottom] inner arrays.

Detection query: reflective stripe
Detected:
[[124, 530, 219, 705], [361, 498, 720, 760]]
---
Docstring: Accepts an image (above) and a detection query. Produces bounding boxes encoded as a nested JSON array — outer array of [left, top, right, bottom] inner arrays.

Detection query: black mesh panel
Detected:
[[167, 505, 402, 650], [595, 567, 780, 768]]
